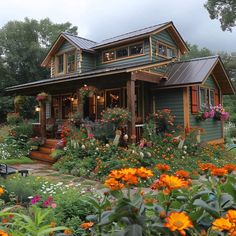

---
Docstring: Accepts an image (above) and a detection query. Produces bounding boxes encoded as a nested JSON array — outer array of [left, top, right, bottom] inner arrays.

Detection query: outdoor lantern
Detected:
[[35, 106, 40, 112]]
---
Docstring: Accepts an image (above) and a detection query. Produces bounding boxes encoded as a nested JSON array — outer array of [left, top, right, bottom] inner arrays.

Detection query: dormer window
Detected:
[[102, 42, 144, 63], [58, 54, 64, 73], [157, 42, 176, 58]]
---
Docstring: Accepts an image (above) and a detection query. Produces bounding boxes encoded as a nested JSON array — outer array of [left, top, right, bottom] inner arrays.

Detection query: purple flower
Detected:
[[220, 112, 229, 121], [31, 195, 41, 205], [209, 110, 215, 118]]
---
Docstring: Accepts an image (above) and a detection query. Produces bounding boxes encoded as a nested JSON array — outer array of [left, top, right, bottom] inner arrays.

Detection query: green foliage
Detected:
[[6, 113, 23, 125], [204, 0, 236, 31]]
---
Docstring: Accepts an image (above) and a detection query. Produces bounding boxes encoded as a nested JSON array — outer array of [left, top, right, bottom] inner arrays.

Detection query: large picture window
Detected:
[[57, 55, 64, 73], [67, 52, 75, 73]]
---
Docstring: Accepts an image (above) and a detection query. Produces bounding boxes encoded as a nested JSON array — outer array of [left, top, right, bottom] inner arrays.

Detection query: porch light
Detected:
[[97, 95, 101, 100], [71, 97, 74, 102], [35, 106, 40, 112]]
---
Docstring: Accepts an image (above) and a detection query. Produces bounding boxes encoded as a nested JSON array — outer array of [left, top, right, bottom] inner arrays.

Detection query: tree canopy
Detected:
[[204, 0, 236, 31]]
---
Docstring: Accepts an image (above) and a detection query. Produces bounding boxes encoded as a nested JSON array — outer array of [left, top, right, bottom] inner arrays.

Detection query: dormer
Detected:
[[41, 33, 96, 78]]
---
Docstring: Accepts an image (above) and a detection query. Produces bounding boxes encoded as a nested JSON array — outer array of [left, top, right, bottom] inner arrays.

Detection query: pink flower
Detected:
[[202, 112, 209, 119], [51, 203, 57, 209], [43, 196, 53, 207], [31, 195, 41, 205], [88, 133, 94, 139]]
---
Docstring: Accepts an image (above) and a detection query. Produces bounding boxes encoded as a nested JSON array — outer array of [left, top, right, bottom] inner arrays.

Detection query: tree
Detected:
[[204, 0, 236, 31], [0, 18, 78, 122]]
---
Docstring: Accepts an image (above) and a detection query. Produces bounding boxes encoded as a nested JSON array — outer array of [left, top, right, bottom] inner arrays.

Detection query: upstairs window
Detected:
[[129, 44, 143, 56], [157, 42, 176, 58], [103, 50, 115, 62], [116, 47, 128, 58], [102, 42, 144, 63], [58, 54, 64, 73], [67, 52, 75, 73]]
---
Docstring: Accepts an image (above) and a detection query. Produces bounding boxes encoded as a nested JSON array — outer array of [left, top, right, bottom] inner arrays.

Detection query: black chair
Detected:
[[0, 164, 29, 179]]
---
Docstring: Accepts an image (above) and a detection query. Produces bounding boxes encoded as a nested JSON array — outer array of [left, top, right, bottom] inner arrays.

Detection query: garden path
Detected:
[[11, 162, 104, 190]]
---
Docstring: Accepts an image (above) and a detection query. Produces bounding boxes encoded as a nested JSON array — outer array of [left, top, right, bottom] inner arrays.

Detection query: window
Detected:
[[103, 50, 115, 62], [191, 86, 220, 114], [116, 47, 128, 58], [102, 42, 144, 63], [67, 52, 75, 73], [129, 44, 143, 56], [57, 54, 64, 73], [157, 42, 176, 58]]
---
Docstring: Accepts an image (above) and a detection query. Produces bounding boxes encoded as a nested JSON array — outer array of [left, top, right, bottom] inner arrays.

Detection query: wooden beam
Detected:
[[183, 87, 190, 129], [39, 101, 46, 140], [131, 71, 162, 84], [127, 79, 136, 142]]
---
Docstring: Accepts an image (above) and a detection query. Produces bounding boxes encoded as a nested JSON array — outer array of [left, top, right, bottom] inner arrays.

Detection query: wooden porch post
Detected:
[[39, 101, 46, 140], [127, 77, 136, 142]]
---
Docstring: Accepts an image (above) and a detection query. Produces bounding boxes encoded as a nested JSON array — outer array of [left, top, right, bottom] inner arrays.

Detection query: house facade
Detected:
[[6, 21, 235, 143]]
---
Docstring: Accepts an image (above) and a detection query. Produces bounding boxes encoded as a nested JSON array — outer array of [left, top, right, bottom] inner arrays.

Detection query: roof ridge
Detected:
[[99, 21, 171, 43], [63, 32, 97, 43], [178, 55, 219, 63]]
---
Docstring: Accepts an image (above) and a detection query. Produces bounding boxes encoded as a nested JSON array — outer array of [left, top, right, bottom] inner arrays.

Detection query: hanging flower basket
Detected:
[[36, 92, 48, 102], [79, 85, 96, 99]]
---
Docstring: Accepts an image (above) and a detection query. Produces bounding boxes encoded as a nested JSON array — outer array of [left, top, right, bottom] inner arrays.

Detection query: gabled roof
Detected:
[[158, 56, 235, 95], [41, 33, 97, 67], [92, 21, 188, 54]]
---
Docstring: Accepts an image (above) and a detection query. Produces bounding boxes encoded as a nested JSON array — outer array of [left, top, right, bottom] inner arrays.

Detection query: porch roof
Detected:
[[157, 56, 235, 95], [5, 60, 171, 94]]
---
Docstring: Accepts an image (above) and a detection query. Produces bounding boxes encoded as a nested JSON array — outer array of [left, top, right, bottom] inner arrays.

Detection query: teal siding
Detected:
[[151, 30, 178, 62], [96, 39, 150, 69], [57, 41, 75, 53], [154, 88, 184, 124], [82, 52, 95, 72], [190, 76, 223, 142]]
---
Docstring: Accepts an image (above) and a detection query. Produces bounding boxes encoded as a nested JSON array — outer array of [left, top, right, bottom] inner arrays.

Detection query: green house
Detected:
[[6, 21, 235, 146]]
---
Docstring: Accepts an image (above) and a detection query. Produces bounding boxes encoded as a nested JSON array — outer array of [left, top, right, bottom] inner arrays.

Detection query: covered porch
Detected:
[[6, 61, 170, 142]]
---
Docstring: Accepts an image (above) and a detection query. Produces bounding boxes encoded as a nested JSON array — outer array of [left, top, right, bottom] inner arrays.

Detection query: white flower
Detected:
[[105, 144, 110, 147], [132, 150, 136, 154], [147, 152, 152, 157], [140, 152, 144, 158], [183, 151, 187, 154], [96, 147, 99, 151], [183, 145, 187, 150], [64, 147, 67, 151], [81, 144, 86, 149], [182, 156, 185, 159]]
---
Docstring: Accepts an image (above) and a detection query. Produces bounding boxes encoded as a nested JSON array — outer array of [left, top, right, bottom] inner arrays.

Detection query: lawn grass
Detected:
[[0, 157, 35, 165]]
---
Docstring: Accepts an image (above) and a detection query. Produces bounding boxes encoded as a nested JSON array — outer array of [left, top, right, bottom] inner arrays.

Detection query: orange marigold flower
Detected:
[[156, 164, 171, 172], [136, 167, 153, 179], [211, 167, 228, 177], [198, 163, 215, 171], [122, 173, 138, 185], [109, 170, 124, 179], [175, 170, 190, 179], [104, 178, 124, 190], [0, 230, 9, 236], [80, 222, 94, 229], [50, 221, 56, 228], [223, 164, 236, 173], [164, 212, 193, 236], [212, 217, 233, 232], [120, 168, 137, 176], [64, 229, 73, 235], [160, 174, 189, 191], [0, 187, 5, 196], [1, 218, 8, 223], [227, 210, 236, 223]]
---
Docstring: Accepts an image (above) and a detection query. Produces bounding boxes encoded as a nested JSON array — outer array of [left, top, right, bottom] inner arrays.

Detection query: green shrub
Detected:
[[6, 112, 23, 125], [230, 127, 236, 138]]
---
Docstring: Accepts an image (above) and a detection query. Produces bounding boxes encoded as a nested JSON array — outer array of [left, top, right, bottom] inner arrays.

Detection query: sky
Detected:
[[0, 0, 235, 53]]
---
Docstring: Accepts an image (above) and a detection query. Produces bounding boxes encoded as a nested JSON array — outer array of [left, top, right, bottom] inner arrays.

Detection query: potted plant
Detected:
[[79, 85, 96, 99], [36, 92, 48, 102]]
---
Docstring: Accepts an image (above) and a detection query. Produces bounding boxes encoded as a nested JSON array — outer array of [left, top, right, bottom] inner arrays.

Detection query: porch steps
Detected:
[[30, 139, 58, 164]]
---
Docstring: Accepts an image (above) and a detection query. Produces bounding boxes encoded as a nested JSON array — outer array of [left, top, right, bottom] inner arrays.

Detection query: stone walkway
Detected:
[[11, 162, 103, 189]]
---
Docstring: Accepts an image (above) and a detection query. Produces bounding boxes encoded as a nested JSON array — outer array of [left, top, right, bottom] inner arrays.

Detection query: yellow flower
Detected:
[[0, 187, 5, 196], [136, 167, 153, 179], [80, 222, 94, 229], [104, 178, 124, 190], [212, 217, 233, 231], [164, 212, 193, 235]]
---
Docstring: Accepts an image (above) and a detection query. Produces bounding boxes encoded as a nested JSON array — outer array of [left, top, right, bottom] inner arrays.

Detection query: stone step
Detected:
[[44, 139, 58, 148], [30, 151, 56, 163]]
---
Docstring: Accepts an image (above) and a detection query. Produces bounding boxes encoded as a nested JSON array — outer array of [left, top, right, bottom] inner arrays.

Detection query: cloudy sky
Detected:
[[0, 0, 235, 52]]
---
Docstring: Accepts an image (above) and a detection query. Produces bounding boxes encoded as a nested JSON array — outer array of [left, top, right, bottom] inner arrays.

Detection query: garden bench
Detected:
[[0, 164, 29, 179]]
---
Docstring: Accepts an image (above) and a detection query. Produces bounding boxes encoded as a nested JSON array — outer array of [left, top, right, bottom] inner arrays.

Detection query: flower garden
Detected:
[[0, 108, 236, 235]]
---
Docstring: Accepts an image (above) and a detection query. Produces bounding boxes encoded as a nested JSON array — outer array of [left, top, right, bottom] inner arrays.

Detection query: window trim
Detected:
[[102, 41, 145, 64], [156, 40, 177, 59]]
